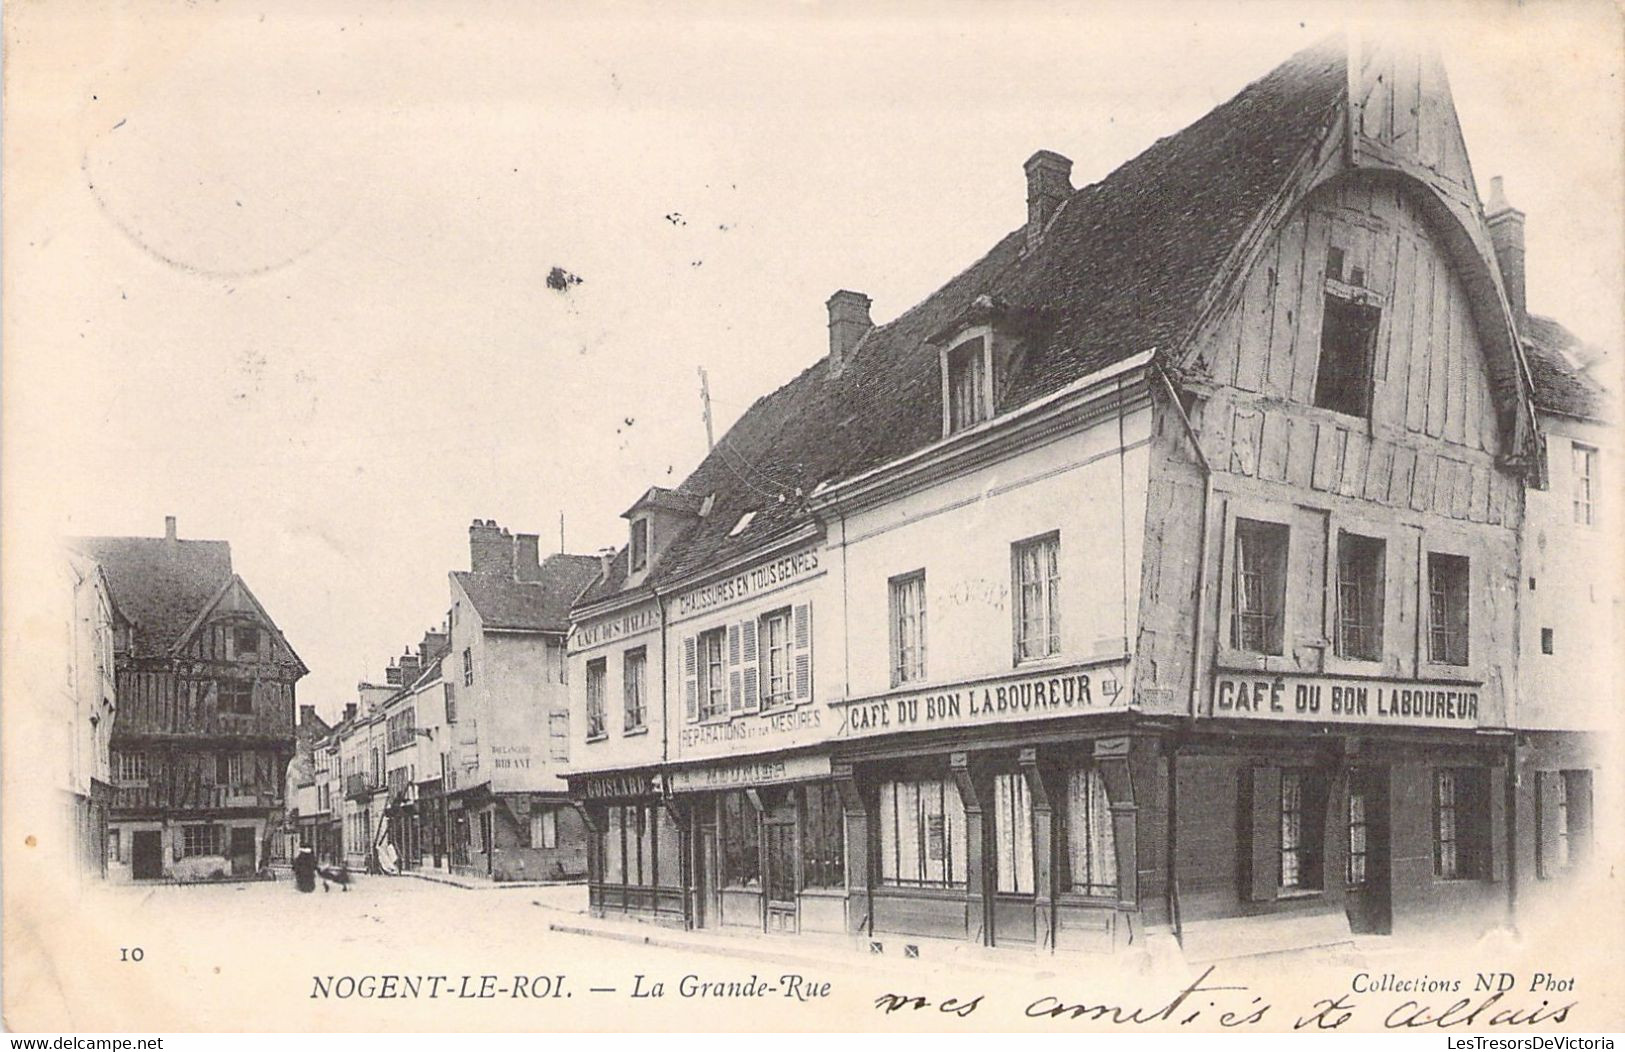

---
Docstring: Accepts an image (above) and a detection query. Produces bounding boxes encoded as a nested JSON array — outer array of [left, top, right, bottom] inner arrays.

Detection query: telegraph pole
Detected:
[[698, 366, 715, 451]]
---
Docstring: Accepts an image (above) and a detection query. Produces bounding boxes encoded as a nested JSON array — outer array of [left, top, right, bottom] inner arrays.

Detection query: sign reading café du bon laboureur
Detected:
[[1208, 672, 1482, 727], [835, 662, 1125, 738]]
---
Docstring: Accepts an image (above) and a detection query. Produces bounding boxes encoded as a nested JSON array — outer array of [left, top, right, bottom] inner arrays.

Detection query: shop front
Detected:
[[575, 769, 684, 922], [668, 752, 846, 935], [829, 659, 1153, 953], [1172, 670, 1514, 958]]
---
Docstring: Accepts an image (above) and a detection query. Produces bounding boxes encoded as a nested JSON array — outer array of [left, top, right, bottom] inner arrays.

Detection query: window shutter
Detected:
[[1535, 771, 1560, 879], [728, 624, 743, 713], [1239, 765, 1280, 902], [1484, 767, 1505, 882], [683, 635, 698, 722], [793, 602, 813, 702], [741, 618, 760, 713]]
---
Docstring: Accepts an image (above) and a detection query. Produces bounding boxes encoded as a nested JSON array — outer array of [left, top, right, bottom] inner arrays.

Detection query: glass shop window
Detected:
[[877, 778, 966, 888]]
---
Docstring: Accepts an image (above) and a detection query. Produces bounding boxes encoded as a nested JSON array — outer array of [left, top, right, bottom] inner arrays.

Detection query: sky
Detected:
[[6, 0, 1621, 720]]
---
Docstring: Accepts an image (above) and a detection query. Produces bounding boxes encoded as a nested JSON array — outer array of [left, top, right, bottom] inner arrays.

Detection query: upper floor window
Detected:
[[1573, 443, 1598, 525], [115, 750, 148, 782], [946, 336, 989, 434], [1233, 519, 1288, 656], [1427, 553, 1470, 667], [232, 625, 260, 660], [1314, 295, 1380, 418], [1335, 532, 1386, 661], [622, 647, 647, 731], [549, 709, 570, 761], [585, 658, 607, 739], [462, 647, 474, 687], [1013, 532, 1061, 662], [760, 608, 793, 709], [219, 679, 254, 716], [889, 571, 927, 686], [630, 518, 650, 572], [697, 628, 727, 721], [443, 682, 457, 724]]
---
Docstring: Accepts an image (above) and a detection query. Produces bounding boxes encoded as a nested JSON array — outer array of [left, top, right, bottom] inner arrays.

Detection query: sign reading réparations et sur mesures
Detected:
[[834, 662, 1126, 739], [1208, 673, 1481, 727]]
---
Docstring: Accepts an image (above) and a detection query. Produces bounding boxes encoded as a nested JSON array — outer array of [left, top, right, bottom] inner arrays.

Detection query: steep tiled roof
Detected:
[[68, 535, 234, 653], [455, 553, 603, 632], [1522, 314, 1611, 422], [580, 37, 1348, 604]]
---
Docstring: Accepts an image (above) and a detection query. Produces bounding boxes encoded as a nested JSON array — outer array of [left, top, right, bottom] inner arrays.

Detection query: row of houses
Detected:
[[554, 36, 1617, 958], [283, 525, 600, 882]]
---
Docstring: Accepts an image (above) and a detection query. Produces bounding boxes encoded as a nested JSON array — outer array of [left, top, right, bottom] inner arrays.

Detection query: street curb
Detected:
[[542, 918, 884, 973], [396, 870, 585, 891]]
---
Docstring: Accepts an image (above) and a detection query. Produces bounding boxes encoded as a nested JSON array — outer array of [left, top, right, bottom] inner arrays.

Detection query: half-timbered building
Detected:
[[565, 35, 1605, 959], [75, 517, 307, 882]]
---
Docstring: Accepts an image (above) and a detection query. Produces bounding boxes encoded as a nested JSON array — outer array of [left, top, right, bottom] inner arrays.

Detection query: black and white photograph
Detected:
[[4, 0, 1622, 1040]]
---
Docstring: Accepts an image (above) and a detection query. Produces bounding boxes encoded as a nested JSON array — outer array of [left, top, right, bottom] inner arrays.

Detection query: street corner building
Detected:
[[563, 35, 1616, 961], [70, 517, 308, 883], [313, 520, 601, 882]]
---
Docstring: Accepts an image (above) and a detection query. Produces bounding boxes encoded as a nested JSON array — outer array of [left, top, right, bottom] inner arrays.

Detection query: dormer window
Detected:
[[630, 518, 649, 572], [945, 334, 990, 435]]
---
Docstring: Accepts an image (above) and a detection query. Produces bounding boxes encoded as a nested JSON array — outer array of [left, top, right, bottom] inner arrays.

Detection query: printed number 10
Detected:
[[120, 947, 144, 962]]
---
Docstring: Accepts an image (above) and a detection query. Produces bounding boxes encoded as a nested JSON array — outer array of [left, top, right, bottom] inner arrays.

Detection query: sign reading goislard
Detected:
[[1209, 673, 1481, 727]]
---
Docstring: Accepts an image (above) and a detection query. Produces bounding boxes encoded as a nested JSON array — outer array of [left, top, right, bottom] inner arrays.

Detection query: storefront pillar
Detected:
[[950, 752, 986, 944], [1019, 748, 1054, 950], [1094, 737, 1138, 910], [833, 763, 869, 935]]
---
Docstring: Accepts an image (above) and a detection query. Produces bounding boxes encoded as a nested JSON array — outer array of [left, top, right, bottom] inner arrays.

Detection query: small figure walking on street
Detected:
[[292, 846, 318, 894]]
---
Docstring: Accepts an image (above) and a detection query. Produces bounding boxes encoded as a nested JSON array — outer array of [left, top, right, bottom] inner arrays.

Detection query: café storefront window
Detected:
[[877, 778, 966, 888]]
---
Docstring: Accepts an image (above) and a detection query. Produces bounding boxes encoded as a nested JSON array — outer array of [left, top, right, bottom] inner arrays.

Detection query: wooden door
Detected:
[[132, 831, 162, 880], [1344, 767, 1392, 934], [764, 819, 798, 933], [229, 827, 256, 876]]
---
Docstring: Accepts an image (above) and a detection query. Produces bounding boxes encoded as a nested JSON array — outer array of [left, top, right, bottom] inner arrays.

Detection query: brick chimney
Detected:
[[164, 515, 177, 541], [385, 660, 402, 687], [299, 704, 316, 727], [469, 518, 514, 576], [597, 546, 617, 580], [419, 627, 448, 663], [826, 290, 873, 377], [1024, 150, 1073, 251], [344, 702, 357, 722], [398, 647, 421, 687], [514, 533, 542, 582], [1485, 175, 1526, 325]]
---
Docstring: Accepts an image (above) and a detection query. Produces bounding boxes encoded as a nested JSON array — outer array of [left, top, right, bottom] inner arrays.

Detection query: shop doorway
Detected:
[[764, 807, 798, 933], [696, 825, 720, 929], [229, 827, 257, 876], [131, 830, 162, 880], [1344, 767, 1392, 934]]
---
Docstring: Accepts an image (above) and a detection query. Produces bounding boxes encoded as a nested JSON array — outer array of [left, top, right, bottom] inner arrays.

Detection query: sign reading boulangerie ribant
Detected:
[[1208, 672, 1482, 727]]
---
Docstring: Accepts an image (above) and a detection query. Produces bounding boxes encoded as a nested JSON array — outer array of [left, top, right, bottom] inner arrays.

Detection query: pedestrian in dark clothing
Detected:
[[293, 846, 317, 893]]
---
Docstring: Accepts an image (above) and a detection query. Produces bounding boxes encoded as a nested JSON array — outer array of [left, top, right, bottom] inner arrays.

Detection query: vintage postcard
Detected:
[[4, 0, 1623, 1039]]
